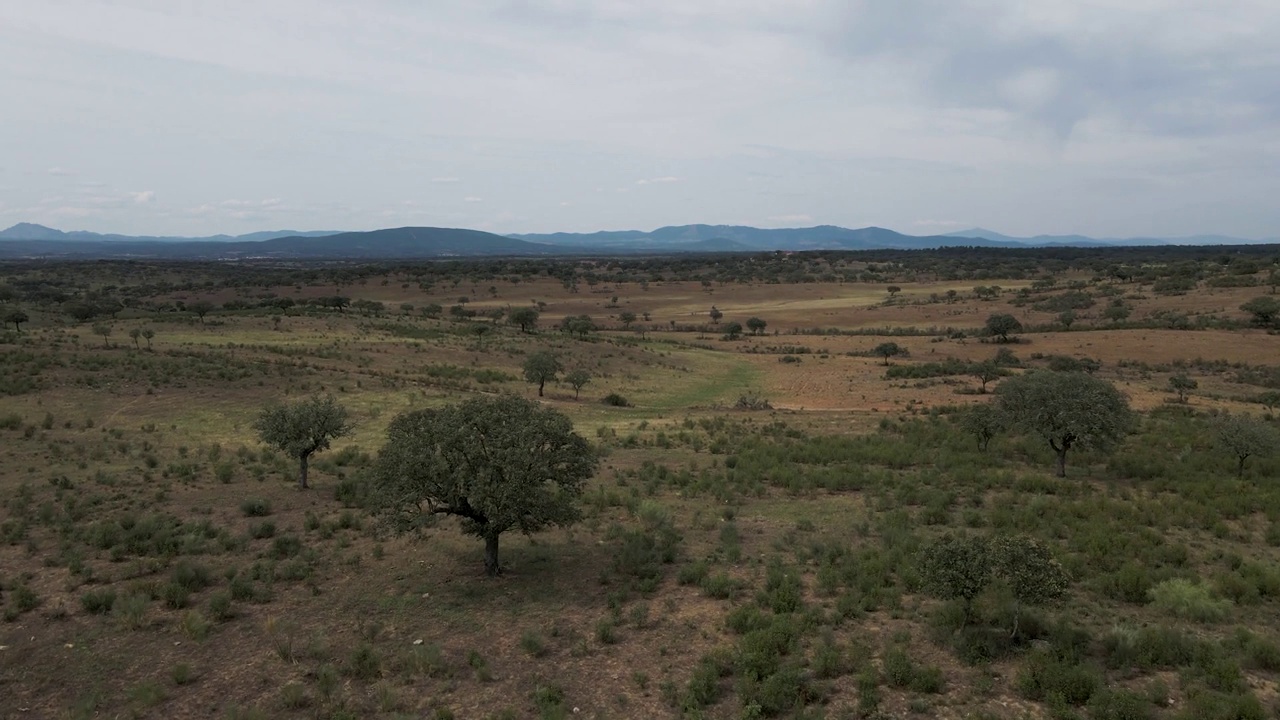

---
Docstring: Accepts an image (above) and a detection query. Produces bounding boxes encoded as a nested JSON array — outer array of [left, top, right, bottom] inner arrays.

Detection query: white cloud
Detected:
[[635, 176, 680, 185], [129, 190, 155, 204], [463, 196, 483, 202], [46, 166, 73, 176]]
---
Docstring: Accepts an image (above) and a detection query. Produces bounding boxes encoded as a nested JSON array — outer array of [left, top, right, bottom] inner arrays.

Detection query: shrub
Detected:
[[81, 588, 117, 614], [240, 499, 272, 517], [1087, 688, 1154, 720], [1148, 578, 1231, 622], [602, 393, 631, 407], [1016, 649, 1100, 706]]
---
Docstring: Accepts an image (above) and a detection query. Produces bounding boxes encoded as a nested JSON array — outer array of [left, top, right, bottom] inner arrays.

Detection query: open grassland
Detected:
[[2, 247, 1280, 719]]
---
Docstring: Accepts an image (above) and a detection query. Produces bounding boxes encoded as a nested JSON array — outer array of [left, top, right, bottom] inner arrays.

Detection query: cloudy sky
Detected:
[[2, 1, 1278, 238]]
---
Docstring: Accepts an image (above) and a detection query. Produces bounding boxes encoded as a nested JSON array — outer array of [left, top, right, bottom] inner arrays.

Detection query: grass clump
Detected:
[[1148, 578, 1232, 622]]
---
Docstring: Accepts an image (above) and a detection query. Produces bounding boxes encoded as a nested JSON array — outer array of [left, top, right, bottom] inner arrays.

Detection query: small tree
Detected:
[[997, 371, 1133, 477], [189, 300, 215, 325], [565, 369, 591, 399], [5, 308, 28, 333], [128, 327, 142, 349], [1214, 414, 1279, 479], [253, 395, 353, 489], [992, 536, 1070, 639], [92, 323, 112, 348], [66, 302, 95, 323], [746, 317, 767, 335], [1168, 373, 1197, 403], [872, 342, 904, 366], [886, 286, 901, 298], [1241, 296, 1280, 326], [371, 395, 597, 576], [918, 534, 992, 625], [618, 311, 637, 329], [970, 361, 1002, 393], [723, 322, 743, 340], [141, 328, 155, 350], [523, 351, 562, 397], [958, 403, 1003, 451], [709, 306, 723, 325], [508, 307, 539, 333], [985, 314, 1023, 343], [1057, 310, 1075, 329]]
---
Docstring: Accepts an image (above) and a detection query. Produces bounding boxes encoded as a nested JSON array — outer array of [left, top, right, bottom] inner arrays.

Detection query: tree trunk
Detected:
[[484, 534, 501, 576], [538, 379, 545, 397], [1238, 455, 1247, 480], [298, 454, 309, 489], [1055, 448, 1067, 478]]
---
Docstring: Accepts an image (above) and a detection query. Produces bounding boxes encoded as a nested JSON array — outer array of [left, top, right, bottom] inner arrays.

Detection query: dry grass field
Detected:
[[2, 248, 1280, 719]]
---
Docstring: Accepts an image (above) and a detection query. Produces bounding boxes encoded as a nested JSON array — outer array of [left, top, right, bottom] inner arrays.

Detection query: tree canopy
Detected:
[[508, 306, 539, 333], [1214, 414, 1279, 479], [985, 314, 1023, 342], [371, 395, 597, 575], [997, 371, 1133, 477], [523, 351, 562, 397], [253, 395, 353, 489]]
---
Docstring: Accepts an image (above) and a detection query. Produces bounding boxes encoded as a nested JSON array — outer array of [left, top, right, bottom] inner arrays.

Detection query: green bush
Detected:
[[1087, 688, 1154, 720], [240, 498, 272, 517], [1016, 649, 1100, 706], [81, 588, 117, 614], [1148, 578, 1232, 622]]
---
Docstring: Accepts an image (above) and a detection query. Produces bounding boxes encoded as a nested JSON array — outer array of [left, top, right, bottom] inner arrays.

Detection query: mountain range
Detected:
[[0, 222, 1275, 260]]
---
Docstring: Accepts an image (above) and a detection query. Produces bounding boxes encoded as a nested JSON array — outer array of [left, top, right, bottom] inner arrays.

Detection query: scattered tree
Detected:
[[958, 403, 1003, 451], [189, 300, 215, 324], [565, 369, 591, 399], [618, 311, 637, 329], [985, 314, 1023, 343], [66, 302, 95, 323], [872, 342, 904, 366], [992, 536, 1070, 639], [886, 286, 901, 298], [918, 534, 992, 624], [1241, 296, 1280, 326], [709, 306, 723, 325], [1168, 373, 1197, 403], [997, 371, 1133, 477], [560, 314, 596, 338], [128, 327, 141, 349], [371, 395, 597, 576], [723, 322, 743, 340], [253, 395, 353, 489], [4, 308, 28, 333], [92, 323, 112, 348], [1057, 310, 1076, 329], [746, 317, 767, 335], [523, 351, 562, 397], [970, 361, 1002, 393], [1214, 414, 1279, 479], [508, 306, 539, 333], [141, 328, 155, 350]]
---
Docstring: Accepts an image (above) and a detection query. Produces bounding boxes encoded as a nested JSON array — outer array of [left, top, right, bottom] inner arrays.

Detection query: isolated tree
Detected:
[[985, 314, 1023, 343], [189, 300, 215, 324], [523, 351, 562, 397], [709, 306, 723, 325], [886, 286, 901, 298], [1168, 373, 1197, 403], [128, 327, 141, 349], [970, 360, 1002, 393], [1102, 301, 1131, 323], [508, 306, 539, 333], [92, 323, 112, 348], [992, 536, 1070, 639], [723, 322, 743, 340], [5, 308, 28, 333], [66, 302, 95, 323], [618, 311, 637, 329], [1268, 268, 1280, 295], [565, 369, 591, 399], [958, 403, 1003, 451], [1214, 414, 1279, 479], [253, 395, 353, 489], [746, 317, 767, 335], [872, 341, 904, 366], [560, 314, 595, 338], [997, 371, 1133, 477], [371, 395, 597, 576], [1257, 391, 1280, 415], [1057, 310, 1076, 329], [918, 533, 992, 624], [141, 328, 155, 350], [1241, 296, 1280, 326]]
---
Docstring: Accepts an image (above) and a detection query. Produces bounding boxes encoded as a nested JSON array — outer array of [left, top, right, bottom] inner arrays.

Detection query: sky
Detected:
[[1, 1, 1278, 239]]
